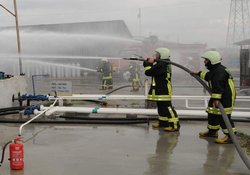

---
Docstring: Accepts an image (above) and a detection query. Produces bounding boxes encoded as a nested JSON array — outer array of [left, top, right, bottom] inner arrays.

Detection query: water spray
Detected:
[[25, 60, 97, 72]]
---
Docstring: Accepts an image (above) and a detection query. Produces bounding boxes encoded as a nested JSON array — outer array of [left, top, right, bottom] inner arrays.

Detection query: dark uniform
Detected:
[[143, 48, 180, 131], [129, 62, 141, 91], [97, 59, 113, 90], [199, 64, 236, 134], [198, 50, 237, 144]]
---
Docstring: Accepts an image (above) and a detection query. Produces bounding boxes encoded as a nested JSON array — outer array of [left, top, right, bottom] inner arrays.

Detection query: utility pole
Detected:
[[226, 0, 250, 47], [137, 8, 142, 36], [0, 0, 23, 75], [13, 0, 23, 75]]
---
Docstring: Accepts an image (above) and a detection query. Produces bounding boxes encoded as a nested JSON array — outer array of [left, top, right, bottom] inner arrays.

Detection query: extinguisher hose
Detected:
[[0, 140, 12, 167]]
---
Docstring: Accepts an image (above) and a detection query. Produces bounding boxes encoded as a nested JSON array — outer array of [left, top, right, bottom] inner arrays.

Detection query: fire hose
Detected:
[[124, 57, 250, 171], [0, 59, 249, 170]]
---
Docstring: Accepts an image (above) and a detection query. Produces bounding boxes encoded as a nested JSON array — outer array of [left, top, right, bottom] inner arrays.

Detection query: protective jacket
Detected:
[[97, 61, 113, 89], [129, 62, 141, 90], [199, 63, 236, 115], [129, 63, 140, 81], [101, 62, 112, 79], [143, 59, 172, 101]]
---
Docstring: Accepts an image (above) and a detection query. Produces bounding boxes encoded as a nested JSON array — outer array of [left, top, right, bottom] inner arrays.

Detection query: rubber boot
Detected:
[[163, 127, 179, 132], [199, 130, 218, 138], [152, 121, 168, 129], [152, 122, 161, 129], [215, 134, 233, 144]]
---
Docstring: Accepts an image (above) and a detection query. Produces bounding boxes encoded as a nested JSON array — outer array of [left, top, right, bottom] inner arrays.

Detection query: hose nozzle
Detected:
[[123, 57, 145, 61]]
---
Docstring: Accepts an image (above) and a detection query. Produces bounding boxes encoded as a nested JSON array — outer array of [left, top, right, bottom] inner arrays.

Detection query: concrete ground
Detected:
[[0, 121, 249, 175], [1, 75, 249, 175]]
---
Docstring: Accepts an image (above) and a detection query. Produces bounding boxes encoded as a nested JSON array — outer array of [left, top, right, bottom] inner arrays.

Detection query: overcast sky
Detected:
[[0, 0, 233, 47]]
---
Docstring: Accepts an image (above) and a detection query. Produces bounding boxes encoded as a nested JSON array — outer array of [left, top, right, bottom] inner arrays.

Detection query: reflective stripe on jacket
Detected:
[[199, 64, 236, 115], [144, 59, 172, 101]]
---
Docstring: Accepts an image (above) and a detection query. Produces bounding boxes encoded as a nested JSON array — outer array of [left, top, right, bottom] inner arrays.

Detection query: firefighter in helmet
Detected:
[[97, 58, 113, 90], [129, 61, 141, 91], [143, 47, 180, 132], [194, 50, 237, 144]]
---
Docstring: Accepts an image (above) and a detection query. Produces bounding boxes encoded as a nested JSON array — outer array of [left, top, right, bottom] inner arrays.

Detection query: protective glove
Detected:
[[147, 58, 156, 63], [143, 60, 153, 67], [213, 100, 220, 108], [190, 71, 200, 76]]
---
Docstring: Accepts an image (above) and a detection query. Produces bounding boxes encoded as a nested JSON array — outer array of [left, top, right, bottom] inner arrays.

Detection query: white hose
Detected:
[[19, 99, 58, 136]]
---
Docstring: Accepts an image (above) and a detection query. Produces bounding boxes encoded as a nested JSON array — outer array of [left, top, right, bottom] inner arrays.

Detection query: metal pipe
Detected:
[[48, 94, 250, 100], [48, 94, 250, 110], [1, 117, 250, 124], [32, 74, 49, 95], [41, 106, 250, 118]]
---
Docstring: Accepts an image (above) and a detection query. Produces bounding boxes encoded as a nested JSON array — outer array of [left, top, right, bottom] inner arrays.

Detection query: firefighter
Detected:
[[143, 47, 180, 132], [97, 58, 113, 90], [194, 50, 237, 144], [129, 61, 141, 91]]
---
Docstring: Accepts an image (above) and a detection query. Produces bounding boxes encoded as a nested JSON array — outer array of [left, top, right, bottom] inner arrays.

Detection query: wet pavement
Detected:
[[1, 75, 250, 175], [0, 121, 249, 175]]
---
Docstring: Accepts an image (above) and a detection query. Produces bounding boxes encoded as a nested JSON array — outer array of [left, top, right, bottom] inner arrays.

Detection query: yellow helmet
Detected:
[[155, 48, 170, 59], [201, 51, 221, 65]]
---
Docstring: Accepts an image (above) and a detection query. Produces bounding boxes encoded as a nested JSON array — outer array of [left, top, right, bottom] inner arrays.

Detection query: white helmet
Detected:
[[201, 51, 221, 65], [155, 48, 171, 59]]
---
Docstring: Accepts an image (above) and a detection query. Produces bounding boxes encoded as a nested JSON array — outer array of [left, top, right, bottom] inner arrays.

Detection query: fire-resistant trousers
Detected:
[[156, 101, 180, 129], [207, 114, 236, 134]]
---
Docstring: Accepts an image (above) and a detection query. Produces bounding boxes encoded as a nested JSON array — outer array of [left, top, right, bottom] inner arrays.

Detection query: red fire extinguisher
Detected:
[[9, 137, 24, 170]]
